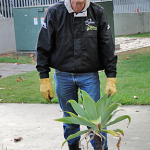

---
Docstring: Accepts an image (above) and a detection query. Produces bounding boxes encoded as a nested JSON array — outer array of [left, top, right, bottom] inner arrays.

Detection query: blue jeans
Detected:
[[54, 70, 107, 149]]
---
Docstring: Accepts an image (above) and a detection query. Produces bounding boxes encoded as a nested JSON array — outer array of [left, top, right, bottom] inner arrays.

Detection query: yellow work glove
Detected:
[[40, 78, 53, 102], [105, 78, 117, 97]]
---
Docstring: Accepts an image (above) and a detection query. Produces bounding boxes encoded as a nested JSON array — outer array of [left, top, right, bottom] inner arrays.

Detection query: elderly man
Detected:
[[36, 0, 117, 149]]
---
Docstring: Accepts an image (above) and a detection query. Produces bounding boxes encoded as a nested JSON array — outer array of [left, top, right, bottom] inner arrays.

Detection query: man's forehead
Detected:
[[64, 0, 90, 13]]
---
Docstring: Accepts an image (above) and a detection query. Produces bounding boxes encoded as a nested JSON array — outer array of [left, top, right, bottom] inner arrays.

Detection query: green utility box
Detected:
[[13, 1, 114, 51], [13, 6, 49, 51], [95, 1, 115, 42]]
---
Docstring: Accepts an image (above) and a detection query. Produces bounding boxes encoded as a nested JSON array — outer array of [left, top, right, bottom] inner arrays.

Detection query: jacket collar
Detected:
[[64, 0, 90, 13]]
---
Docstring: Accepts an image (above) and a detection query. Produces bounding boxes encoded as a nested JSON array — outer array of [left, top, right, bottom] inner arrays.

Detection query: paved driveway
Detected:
[[0, 63, 36, 78]]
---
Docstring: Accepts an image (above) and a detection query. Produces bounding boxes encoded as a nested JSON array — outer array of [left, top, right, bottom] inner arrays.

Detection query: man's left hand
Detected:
[[105, 78, 117, 97]]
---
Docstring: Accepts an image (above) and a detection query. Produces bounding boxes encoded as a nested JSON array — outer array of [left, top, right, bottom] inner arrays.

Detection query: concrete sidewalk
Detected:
[[0, 104, 150, 150], [0, 63, 36, 78]]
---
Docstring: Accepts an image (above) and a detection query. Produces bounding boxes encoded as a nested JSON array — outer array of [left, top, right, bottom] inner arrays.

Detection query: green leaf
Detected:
[[101, 103, 119, 124], [113, 99, 122, 104], [105, 95, 115, 108], [68, 100, 90, 119], [62, 129, 90, 146], [91, 116, 101, 125], [111, 109, 124, 117], [95, 94, 107, 117], [102, 109, 124, 128], [66, 111, 98, 130], [101, 129, 120, 137], [79, 90, 89, 99], [113, 129, 124, 136], [55, 117, 78, 124], [106, 115, 131, 127], [83, 95, 98, 120]]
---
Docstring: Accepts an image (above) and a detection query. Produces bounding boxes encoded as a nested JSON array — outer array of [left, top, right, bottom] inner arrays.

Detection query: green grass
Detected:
[[0, 55, 36, 64], [111, 49, 150, 105], [0, 48, 150, 105], [0, 70, 58, 103], [117, 32, 150, 38]]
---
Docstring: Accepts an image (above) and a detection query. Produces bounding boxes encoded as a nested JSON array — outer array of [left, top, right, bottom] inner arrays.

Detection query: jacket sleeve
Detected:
[[36, 9, 54, 79], [98, 8, 117, 78]]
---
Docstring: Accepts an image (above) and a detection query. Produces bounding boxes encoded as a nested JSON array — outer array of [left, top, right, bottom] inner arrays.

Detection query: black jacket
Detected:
[[36, 1, 117, 79]]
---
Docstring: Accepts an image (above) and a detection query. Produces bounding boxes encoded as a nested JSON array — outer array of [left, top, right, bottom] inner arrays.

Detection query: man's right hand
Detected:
[[40, 78, 53, 102]]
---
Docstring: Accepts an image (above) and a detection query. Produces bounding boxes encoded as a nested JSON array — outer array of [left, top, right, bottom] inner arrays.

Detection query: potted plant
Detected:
[[55, 90, 131, 150]]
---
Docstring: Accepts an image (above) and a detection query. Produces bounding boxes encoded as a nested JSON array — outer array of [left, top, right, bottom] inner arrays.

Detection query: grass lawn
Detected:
[[0, 48, 150, 105], [0, 70, 58, 104], [117, 32, 150, 38], [0, 53, 36, 64]]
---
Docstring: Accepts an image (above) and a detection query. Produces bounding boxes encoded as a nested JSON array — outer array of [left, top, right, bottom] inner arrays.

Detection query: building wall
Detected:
[[143, 12, 150, 33], [0, 18, 16, 54], [114, 12, 150, 36]]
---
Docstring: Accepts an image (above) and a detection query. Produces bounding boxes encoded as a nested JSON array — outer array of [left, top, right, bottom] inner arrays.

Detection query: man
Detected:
[[36, 0, 117, 149]]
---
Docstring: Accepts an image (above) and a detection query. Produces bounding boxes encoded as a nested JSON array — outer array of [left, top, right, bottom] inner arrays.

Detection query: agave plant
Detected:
[[55, 90, 131, 150]]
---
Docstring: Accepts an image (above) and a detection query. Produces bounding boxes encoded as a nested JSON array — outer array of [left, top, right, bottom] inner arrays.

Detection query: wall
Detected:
[[114, 12, 150, 36], [143, 12, 150, 33], [0, 18, 16, 54]]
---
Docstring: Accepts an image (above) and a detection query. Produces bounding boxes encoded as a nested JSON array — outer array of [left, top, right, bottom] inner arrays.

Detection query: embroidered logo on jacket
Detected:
[[87, 25, 97, 31], [85, 19, 97, 31]]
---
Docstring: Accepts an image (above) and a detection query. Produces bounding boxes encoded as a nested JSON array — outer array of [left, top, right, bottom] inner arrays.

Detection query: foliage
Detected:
[[55, 90, 131, 150]]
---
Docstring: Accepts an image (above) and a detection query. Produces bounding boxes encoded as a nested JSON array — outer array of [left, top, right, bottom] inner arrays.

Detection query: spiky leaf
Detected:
[[105, 95, 115, 108], [113, 129, 124, 136], [95, 94, 107, 117], [112, 99, 122, 104], [101, 129, 120, 137], [62, 130, 90, 146], [83, 95, 98, 120], [79, 90, 89, 100], [68, 100, 90, 119], [102, 109, 124, 128], [56, 117, 79, 124], [106, 115, 131, 127], [91, 116, 101, 125], [101, 103, 119, 124], [65, 111, 98, 130]]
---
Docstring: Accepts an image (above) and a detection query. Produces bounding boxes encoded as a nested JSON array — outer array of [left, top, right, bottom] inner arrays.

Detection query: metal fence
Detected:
[[0, 0, 150, 18], [113, 0, 150, 13], [0, 0, 60, 18]]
